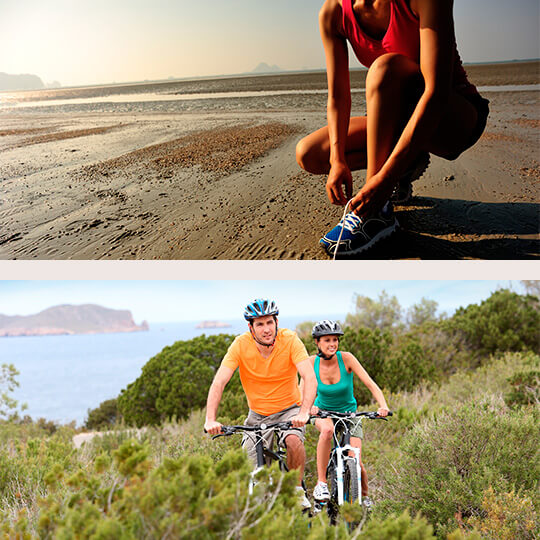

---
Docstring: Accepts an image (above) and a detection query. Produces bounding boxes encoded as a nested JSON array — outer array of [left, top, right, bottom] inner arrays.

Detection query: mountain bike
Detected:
[[311, 410, 392, 524], [208, 421, 309, 499]]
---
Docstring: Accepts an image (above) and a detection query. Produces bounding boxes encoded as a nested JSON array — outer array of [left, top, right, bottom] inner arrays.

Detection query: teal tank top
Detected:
[[314, 351, 357, 412]]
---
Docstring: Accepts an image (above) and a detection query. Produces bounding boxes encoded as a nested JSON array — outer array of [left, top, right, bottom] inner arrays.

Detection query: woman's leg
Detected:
[[296, 117, 368, 175], [364, 52, 479, 180], [297, 53, 480, 180], [350, 436, 368, 497], [314, 418, 334, 482]]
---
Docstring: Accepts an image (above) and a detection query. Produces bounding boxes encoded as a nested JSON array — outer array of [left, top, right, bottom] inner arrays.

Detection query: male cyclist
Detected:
[[308, 320, 389, 508], [204, 299, 317, 509]]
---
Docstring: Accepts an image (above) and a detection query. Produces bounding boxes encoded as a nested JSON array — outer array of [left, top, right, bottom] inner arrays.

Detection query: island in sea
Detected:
[[195, 320, 232, 329], [0, 304, 149, 337]]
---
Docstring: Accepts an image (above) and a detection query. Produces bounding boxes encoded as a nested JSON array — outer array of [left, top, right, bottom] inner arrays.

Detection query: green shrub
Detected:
[[505, 370, 539, 408], [378, 398, 539, 537], [467, 487, 538, 540], [448, 289, 540, 358], [85, 399, 120, 430], [117, 334, 237, 426], [340, 327, 433, 404]]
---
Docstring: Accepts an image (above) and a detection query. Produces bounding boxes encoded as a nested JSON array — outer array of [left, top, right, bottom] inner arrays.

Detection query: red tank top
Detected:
[[341, 0, 477, 95]]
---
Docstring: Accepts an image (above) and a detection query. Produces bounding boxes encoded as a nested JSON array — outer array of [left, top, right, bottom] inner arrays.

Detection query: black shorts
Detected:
[[447, 92, 490, 160], [465, 93, 490, 149]]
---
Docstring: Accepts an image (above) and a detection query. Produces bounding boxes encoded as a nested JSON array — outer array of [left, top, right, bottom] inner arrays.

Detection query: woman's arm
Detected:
[[352, 0, 455, 213], [342, 352, 389, 415], [319, 0, 354, 205]]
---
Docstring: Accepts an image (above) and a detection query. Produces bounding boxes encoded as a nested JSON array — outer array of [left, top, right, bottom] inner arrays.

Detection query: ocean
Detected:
[[0, 315, 325, 426], [1, 67, 537, 117]]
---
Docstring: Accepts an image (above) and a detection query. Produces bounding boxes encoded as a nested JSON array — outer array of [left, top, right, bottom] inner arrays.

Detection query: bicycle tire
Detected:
[[343, 459, 359, 504], [326, 460, 339, 524]]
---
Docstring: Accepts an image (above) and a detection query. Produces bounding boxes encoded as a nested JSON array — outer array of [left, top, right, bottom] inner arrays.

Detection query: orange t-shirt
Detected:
[[221, 328, 308, 416]]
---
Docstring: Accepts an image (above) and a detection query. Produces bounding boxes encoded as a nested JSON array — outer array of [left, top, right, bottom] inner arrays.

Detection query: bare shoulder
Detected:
[[307, 354, 317, 365], [340, 351, 359, 368], [409, 0, 454, 19], [319, 0, 345, 35]]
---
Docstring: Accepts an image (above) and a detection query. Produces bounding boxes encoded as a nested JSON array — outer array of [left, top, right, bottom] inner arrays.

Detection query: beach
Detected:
[[0, 61, 538, 260]]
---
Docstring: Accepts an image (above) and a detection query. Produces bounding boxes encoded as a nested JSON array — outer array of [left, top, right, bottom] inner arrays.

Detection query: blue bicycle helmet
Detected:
[[244, 299, 279, 321]]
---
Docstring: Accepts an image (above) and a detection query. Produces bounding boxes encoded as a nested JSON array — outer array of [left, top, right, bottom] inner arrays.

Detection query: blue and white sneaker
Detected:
[[320, 204, 398, 257], [391, 152, 430, 203]]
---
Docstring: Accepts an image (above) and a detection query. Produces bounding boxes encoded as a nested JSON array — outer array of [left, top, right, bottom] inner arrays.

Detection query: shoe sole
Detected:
[[322, 219, 399, 258], [391, 154, 430, 203]]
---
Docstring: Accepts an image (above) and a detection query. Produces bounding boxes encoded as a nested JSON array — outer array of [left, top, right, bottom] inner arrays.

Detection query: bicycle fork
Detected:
[[335, 444, 361, 505]]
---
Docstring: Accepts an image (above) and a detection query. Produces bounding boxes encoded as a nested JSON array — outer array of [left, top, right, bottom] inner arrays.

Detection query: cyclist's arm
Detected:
[[299, 356, 319, 415], [292, 359, 317, 426], [204, 365, 235, 434], [342, 352, 390, 416]]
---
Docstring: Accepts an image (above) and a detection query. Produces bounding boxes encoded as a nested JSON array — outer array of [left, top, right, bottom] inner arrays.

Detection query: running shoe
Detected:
[[319, 204, 398, 257], [296, 486, 312, 509], [313, 481, 330, 502], [391, 152, 430, 203]]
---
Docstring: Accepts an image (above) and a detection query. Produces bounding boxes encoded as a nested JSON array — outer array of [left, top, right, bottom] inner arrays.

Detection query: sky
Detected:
[[0, 280, 525, 324], [1, 0, 538, 87]]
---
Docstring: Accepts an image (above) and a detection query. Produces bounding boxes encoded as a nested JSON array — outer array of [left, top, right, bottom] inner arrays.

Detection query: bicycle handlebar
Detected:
[[205, 420, 294, 439], [205, 411, 392, 438], [311, 410, 393, 420]]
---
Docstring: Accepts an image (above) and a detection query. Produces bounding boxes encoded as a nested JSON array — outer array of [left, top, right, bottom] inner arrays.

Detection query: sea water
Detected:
[[0, 315, 323, 425]]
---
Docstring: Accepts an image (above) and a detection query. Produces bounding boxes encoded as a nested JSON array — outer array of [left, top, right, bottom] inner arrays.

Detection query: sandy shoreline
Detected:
[[0, 65, 538, 260]]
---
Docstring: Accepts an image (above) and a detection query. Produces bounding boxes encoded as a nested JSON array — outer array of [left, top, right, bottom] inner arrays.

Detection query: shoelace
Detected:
[[333, 199, 358, 261]]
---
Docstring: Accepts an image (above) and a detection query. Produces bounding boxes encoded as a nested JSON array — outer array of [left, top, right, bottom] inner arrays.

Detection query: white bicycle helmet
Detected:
[[312, 320, 344, 338]]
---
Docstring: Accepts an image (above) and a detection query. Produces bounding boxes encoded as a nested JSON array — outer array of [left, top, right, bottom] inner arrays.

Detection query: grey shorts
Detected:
[[242, 405, 305, 466], [311, 414, 364, 439]]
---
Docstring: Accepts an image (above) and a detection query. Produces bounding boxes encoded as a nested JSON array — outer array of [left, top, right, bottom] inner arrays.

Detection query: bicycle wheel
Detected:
[[343, 459, 359, 504], [326, 461, 339, 524]]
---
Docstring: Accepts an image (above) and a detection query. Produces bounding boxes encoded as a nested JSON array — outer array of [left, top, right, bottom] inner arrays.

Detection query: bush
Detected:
[[340, 327, 433, 404], [117, 334, 238, 426], [505, 370, 539, 408], [467, 487, 538, 540], [378, 397, 539, 537], [448, 289, 540, 358], [85, 399, 120, 430]]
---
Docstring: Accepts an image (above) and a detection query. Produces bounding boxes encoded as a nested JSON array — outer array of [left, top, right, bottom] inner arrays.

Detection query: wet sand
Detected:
[[0, 62, 538, 260]]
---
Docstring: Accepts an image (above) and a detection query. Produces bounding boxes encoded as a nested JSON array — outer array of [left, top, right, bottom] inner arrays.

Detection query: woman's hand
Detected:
[[326, 161, 353, 205], [310, 405, 320, 415], [377, 407, 390, 418], [350, 173, 395, 218]]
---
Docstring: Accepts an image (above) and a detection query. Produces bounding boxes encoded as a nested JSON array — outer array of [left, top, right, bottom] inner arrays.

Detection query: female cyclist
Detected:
[[296, 0, 489, 257], [308, 320, 389, 506]]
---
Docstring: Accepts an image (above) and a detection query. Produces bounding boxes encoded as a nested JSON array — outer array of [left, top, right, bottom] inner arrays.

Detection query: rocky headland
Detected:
[[0, 304, 149, 337]]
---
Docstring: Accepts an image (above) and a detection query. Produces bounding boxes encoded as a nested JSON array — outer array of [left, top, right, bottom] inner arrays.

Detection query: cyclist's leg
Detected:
[[350, 436, 368, 497], [270, 405, 307, 484], [314, 418, 334, 483], [242, 409, 274, 468], [349, 417, 367, 497], [283, 433, 305, 480]]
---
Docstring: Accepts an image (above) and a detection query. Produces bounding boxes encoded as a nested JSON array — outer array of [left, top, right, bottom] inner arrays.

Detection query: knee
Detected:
[[319, 427, 333, 442], [366, 53, 418, 98], [285, 434, 304, 453], [296, 136, 327, 174], [295, 137, 313, 171]]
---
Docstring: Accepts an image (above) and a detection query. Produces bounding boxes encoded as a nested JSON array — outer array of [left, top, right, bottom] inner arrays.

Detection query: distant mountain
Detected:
[[0, 304, 149, 337], [0, 72, 45, 91], [252, 62, 282, 74]]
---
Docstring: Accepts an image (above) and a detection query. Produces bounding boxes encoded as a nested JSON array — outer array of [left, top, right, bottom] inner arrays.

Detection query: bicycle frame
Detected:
[[313, 411, 392, 513], [333, 438, 362, 505], [209, 421, 293, 495]]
